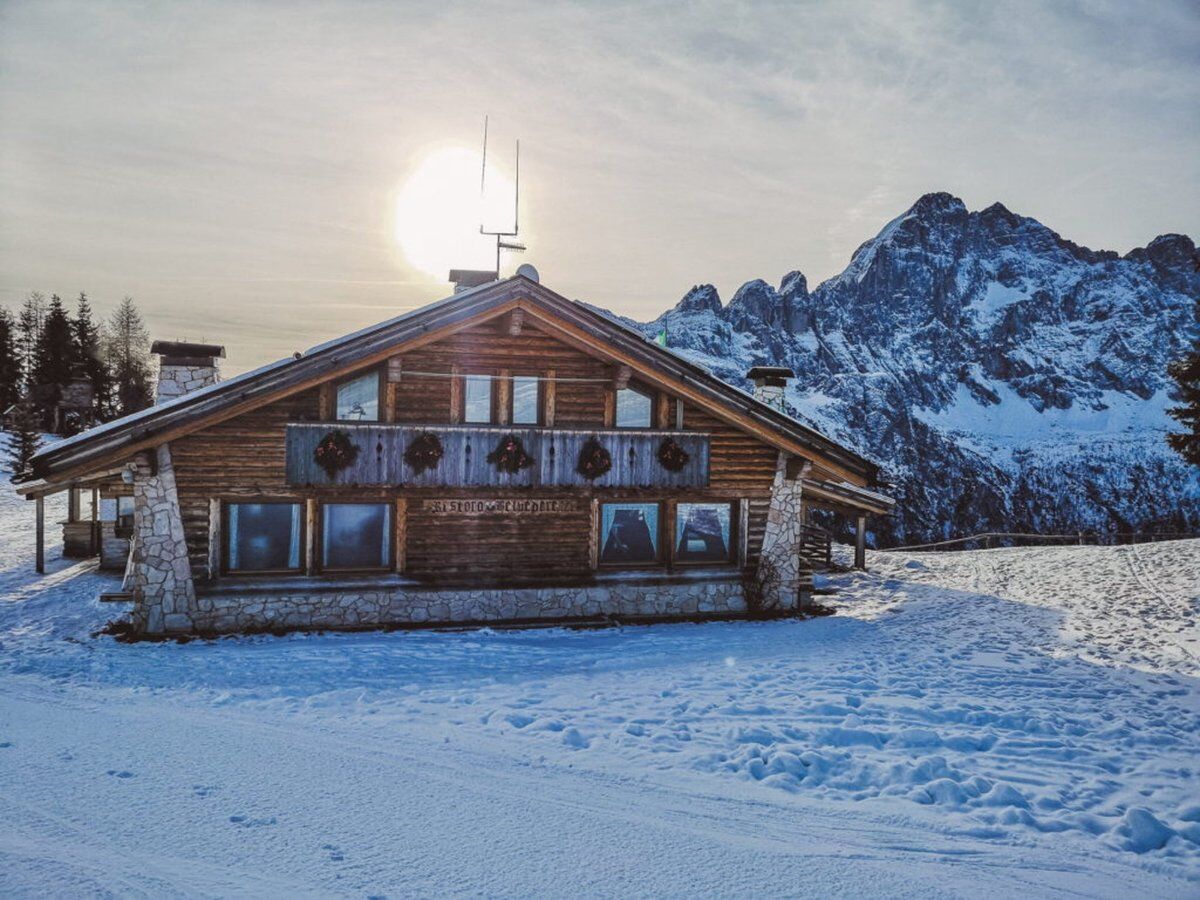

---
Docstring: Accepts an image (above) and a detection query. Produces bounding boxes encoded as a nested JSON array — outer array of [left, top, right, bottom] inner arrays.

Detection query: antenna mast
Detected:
[[479, 116, 524, 276]]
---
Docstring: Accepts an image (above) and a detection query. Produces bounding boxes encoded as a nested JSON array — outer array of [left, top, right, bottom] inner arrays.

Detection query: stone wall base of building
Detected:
[[144, 575, 778, 636]]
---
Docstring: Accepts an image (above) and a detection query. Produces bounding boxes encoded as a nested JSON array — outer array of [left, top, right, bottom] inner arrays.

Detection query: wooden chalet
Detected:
[[15, 273, 892, 636]]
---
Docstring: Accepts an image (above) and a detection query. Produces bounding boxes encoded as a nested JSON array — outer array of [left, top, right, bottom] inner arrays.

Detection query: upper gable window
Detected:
[[464, 375, 493, 423], [616, 386, 653, 428], [512, 375, 540, 425], [336, 371, 380, 422]]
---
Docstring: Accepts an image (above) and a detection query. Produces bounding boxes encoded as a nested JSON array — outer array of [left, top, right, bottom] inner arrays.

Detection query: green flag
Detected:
[[654, 327, 667, 347]]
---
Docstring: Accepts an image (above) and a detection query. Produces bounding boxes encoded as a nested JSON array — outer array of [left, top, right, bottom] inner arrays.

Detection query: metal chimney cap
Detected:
[[745, 366, 795, 385]]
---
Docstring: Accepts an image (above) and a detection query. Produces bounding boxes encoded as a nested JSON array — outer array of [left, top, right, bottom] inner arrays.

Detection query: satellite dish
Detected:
[[516, 263, 540, 283]]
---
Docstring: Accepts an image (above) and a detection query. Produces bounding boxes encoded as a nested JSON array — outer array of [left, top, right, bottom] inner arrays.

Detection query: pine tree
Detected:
[[0, 308, 21, 414], [73, 292, 113, 421], [16, 291, 45, 390], [1166, 293, 1200, 467], [5, 395, 42, 482], [105, 296, 153, 416], [30, 295, 80, 431]]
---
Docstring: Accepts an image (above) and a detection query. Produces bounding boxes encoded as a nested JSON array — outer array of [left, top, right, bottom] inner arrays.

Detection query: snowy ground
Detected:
[[0, 486, 1198, 897]]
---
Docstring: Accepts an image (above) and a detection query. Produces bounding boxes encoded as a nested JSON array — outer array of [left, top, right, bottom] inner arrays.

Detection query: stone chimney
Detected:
[[448, 268, 497, 294], [746, 366, 794, 413], [151, 341, 225, 404]]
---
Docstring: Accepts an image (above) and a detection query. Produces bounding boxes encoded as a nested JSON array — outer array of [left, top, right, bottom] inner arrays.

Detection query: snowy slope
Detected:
[[1, 470, 1198, 894], [641, 194, 1200, 545]]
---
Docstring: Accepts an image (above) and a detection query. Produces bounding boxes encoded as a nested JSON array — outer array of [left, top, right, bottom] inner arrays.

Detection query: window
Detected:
[[336, 371, 380, 422], [674, 503, 733, 563], [115, 496, 135, 539], [322, 503, 391, 571], [616, 386, 652, 428], [226, 502, 302, 573], [600, 502, 660, 565], [512, 375, 540, 425], [464, 375, 493, 423]]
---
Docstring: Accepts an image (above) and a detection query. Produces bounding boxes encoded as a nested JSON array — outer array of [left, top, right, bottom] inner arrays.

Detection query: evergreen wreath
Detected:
[[404, 431, 443, 474], [657, 437, 690, 472], [576, 437, 612, 480], [313, 429, 360, 480], [487, 433, 534, 474]]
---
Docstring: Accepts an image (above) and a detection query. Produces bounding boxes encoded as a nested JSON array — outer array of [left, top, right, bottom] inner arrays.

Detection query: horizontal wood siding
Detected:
[[172, 388, 320, 577], [392, 319, 610, 426], [285, 424, 710, 489], [405, 499, 592, 577], [681, 404, 777, 492]]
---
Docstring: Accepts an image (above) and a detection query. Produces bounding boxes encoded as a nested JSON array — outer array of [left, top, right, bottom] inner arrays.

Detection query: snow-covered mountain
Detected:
[[640, 193, 1200, 545]]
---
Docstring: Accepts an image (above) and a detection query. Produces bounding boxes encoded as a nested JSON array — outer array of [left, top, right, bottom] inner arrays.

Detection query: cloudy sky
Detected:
[[2, 1, 1197, 374]]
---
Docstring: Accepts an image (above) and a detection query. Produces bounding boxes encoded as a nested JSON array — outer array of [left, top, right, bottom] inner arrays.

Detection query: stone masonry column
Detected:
[[128, 444, 197, 635], [756, 452, 811, 611]]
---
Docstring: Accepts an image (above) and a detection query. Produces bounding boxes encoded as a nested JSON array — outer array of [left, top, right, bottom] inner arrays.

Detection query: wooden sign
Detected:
[[423, 498, 578, 515]]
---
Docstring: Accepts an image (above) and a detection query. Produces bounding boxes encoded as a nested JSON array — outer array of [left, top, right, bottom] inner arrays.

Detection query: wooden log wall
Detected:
[[405, 499, 592, 577], [172, 387, 321, 578], [164, 316, 790, 580]]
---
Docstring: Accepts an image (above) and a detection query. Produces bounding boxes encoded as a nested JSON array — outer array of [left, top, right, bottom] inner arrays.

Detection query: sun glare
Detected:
[[394, 146, 516, 280]]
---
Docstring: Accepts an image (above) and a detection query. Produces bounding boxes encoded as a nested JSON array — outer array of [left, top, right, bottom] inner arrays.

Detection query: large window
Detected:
[[322, 503, 391, 571], [600, 502, 660, 565], [336, 371, 380, 422], [674, 503, 733, 563], [616, 386, 653, 428], [227, 503, 302, 573], [464, 375, 493, 423], [512, 375, 540, 425]]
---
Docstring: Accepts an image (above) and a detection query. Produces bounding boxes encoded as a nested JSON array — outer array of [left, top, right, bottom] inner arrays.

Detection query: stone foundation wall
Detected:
[[187, 577, 750, 635]]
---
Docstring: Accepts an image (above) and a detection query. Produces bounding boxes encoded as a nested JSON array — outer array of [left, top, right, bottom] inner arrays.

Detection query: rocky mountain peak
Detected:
[[673, 283, 723, 315], [1126, 233, 1199, 272]]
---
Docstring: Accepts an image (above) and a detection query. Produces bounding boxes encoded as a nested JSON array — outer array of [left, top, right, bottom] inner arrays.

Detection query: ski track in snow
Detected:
[[0, 483, 1197, 896]]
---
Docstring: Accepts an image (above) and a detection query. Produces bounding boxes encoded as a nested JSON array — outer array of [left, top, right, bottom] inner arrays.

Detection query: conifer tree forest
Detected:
[[0, 291, 155, 460]]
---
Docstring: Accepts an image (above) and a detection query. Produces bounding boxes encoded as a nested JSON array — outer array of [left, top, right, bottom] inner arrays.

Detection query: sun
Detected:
[[394, 146, 516, 280]]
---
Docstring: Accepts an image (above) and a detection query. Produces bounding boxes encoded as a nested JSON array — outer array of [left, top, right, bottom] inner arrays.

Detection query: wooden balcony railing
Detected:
[[285, 423, 710, 489]]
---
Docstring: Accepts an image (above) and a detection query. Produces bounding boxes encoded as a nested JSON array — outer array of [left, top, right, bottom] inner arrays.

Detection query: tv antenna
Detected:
[[479, 116, 524, 276]]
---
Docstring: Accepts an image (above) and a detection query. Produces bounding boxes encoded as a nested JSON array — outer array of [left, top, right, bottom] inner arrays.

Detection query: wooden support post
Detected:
[[449, 364, 463, 423], [496, 369, 511, 425], [854, 515, 867, 570], [676, 400, 685, 430], [603, 389, 615, 428], [385, 356, 402, 423], [35, 495, 45, 574], [394, 498, 407, 573], [305, 499, 318, 576], [588, 498, 600, 570], [208, 499, 222, 580], [508, 308, 524, 336], [738, 498, 749, 568], [543, 369, 556, 427], [656, 393, 670, 430], [318, 383, 333, 421]]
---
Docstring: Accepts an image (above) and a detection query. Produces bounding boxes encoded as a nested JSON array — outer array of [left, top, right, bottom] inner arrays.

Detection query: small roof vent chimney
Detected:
[[745, 366, 794, 413]]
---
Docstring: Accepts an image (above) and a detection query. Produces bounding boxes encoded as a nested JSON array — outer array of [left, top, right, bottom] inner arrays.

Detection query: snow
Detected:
[[1, 476, 1198, 894]]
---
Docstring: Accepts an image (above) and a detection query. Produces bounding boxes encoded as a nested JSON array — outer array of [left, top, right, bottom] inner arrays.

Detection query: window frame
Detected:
[[333, 367, 385, 423], [317, 501, 394, 574], [597, 500, 665, 568], [222, 500, 306, 576], [462, 372, 496, 424], [671, 500, 737, 567], [509, 373, 543, 426], [615, 383, 655, 429]]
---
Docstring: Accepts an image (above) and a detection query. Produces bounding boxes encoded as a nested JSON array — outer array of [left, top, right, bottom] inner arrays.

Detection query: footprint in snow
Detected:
[[229, 814, 277, 828], [321, 843, 346, 862], [106, 769, 135, 779], [192, 784, 219, 798], [0, 741, 13, 748]]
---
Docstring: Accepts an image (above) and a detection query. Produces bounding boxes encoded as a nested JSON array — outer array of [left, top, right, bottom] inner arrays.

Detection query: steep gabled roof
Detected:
[[23, 276, 887, 499]]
